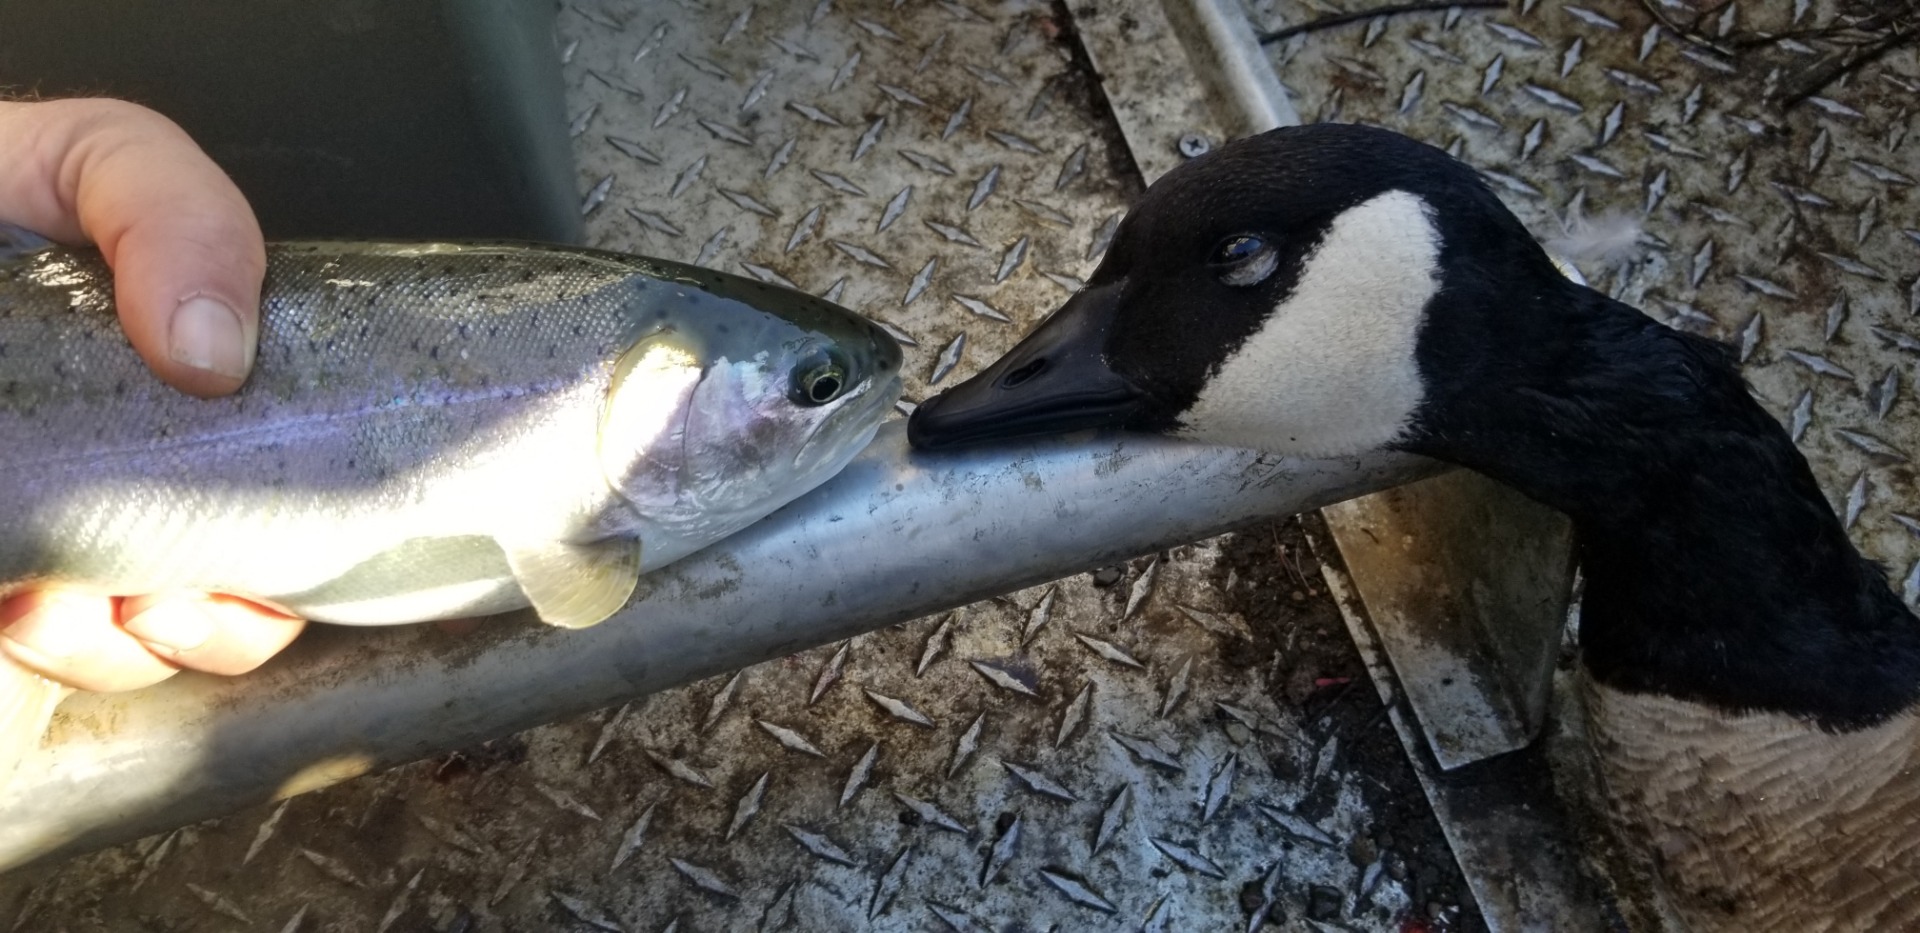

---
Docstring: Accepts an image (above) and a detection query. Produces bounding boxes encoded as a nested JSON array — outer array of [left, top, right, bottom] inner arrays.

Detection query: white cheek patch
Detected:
[[1178, 189, 1440, 458]]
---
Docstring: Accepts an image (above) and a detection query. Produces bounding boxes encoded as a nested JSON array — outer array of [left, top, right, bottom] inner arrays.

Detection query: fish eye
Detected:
[[1209, 234, 1279, 288], [792, 353, 851, 406]]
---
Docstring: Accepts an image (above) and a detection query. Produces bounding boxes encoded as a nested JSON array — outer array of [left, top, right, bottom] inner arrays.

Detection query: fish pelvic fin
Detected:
[[0, 654, 68, 797], [502, 535, 642, 630]]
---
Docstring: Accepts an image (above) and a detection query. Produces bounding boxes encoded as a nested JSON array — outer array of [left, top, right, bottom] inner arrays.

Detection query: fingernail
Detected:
[[0, 635, 66, 679], [0, 598, 88, 661], [168, 296, 252, 380], [122, 602, 215, 655]]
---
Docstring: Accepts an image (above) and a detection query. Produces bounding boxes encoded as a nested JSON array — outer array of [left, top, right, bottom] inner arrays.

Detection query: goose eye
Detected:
[[1210, 234, 1278, 288]]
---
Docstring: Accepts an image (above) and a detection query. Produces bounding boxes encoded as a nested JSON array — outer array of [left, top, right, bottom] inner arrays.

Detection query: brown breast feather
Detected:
[[1584, 678, 1920, 932]]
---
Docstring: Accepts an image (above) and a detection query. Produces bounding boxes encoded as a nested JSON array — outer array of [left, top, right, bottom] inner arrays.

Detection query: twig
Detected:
[[1776, 24, 1918, 107], [1257, 0, 1506, 45], [1729, 6, 1906, 49], [1634, 0, 1739, 56], [1629, 0, 1918, 111], [1773, 0, 1920, 106]]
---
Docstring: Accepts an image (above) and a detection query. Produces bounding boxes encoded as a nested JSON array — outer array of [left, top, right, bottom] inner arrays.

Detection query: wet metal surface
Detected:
[[1082, 0, 1582, 780], [1321, 473, 1598, 930], [9, 1, 1911, 929], [1248, 0, 1920, 585], [0, 2, 1473, 931], [1244, 0, 1920, 926], [1076, 0, 1298, 183], [1319, 533, 1613, 933], [1322, 473, 1573, 770], [0, 425, 1432, 874]]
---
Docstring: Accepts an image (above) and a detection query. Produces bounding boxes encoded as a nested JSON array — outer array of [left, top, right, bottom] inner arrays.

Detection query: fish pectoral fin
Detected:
[[0, 654, 71, 798], [502, 535, 643, 630]]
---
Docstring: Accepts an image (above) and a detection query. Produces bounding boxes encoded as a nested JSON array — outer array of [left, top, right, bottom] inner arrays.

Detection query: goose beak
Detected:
[[908, 280, 1146, 450]]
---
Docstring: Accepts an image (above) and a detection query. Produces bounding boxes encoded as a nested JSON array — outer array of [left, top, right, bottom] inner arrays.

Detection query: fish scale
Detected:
[[0, 240, 899, 619], [0, 245, 625, 605], [0, 237, 900, 789], [1, 1, 1446, 927]]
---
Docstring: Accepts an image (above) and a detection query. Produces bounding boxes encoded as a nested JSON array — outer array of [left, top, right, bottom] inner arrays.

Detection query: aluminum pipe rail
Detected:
[[0, 423, 1437, 871]]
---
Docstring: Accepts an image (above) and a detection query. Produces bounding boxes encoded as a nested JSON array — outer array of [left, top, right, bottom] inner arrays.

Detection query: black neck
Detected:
[[1407, 281, 1920, 729]]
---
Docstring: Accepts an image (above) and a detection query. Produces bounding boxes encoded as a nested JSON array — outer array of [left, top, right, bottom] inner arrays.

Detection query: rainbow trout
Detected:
[[0, 238, 902, 785]]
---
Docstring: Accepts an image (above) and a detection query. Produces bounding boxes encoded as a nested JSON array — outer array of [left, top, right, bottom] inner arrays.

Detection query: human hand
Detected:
[[0, 98, 304, 695]]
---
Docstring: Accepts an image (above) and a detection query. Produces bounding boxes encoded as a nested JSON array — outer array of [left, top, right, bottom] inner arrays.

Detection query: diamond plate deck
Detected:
[[1082, 0, 1582, 781], [1244, 0, 1919, 927], [13, 0, 1906, 928], [0, 2, 1479, 931], [1249, 0, 1920, 579]]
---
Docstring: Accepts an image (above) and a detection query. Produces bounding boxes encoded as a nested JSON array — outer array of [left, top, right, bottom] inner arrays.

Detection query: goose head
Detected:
[[907, 122, 1565, 461]]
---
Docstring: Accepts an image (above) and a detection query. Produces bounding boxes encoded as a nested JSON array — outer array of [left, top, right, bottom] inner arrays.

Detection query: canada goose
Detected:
[[906, 123, 1920, 932]]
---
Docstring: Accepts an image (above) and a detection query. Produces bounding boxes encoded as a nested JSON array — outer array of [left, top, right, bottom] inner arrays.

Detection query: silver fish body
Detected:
[[0, 241, 903, 628]]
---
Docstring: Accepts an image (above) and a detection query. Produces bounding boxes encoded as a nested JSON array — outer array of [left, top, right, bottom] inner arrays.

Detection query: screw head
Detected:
[[1177, 133, 1213, 158]]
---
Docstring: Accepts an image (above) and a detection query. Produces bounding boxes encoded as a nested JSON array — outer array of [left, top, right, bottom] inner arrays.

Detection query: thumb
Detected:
[[0, 99, 265, 397]]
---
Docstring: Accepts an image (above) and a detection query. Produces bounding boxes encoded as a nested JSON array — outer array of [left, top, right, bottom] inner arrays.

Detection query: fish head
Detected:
[[598, 264, 903, 569]]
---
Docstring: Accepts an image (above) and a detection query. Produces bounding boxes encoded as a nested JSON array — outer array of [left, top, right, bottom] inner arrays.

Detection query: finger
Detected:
[[119, 594, 306, 677], [0, 98, 265, 398], [0, 590, 180, 693]]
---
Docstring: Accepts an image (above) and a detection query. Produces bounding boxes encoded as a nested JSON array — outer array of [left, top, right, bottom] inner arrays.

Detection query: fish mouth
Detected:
[[793, 372, 902, 474], [622, 368, 900, 573], [791, 310, 904, 473], [907, 280, 1147, 450], [793, 309, 903, 473]]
